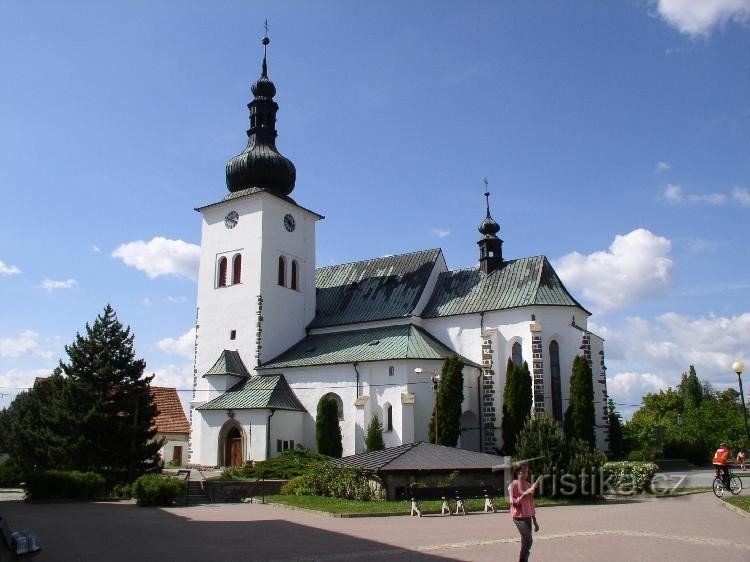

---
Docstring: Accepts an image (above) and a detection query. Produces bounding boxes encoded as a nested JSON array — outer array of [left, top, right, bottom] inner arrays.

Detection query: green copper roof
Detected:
[[197, 374, 306, 411], [310, 249, 441, 329], [203, 350, 251, 378], [422, 256, 587, 318], [259, 324, 477, 369]]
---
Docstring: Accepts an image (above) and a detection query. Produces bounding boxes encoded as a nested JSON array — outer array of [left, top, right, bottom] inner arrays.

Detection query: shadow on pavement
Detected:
[[0, 500, 455, 562]]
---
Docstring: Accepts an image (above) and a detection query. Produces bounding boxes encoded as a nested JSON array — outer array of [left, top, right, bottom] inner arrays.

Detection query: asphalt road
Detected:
[[1, 490, 748, 561]]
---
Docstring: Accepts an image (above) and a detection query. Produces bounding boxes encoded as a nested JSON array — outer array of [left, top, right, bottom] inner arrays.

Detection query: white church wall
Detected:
[[256, 194, 319, 364], [195, 196, 264, 392], [268, 410, 305, 458]]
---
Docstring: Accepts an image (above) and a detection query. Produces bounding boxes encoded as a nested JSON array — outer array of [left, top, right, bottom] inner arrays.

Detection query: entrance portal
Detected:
[[225, 426, 243, 467]]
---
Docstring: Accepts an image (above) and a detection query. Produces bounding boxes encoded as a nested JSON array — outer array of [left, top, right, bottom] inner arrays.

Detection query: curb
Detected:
[[719, 499, 750, 519]]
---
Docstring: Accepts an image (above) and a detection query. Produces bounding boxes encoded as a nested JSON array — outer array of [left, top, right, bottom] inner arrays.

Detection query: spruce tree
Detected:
[[501, 359, 533, 454], [679, 365, 703, 409], [440, 356, 465, 446], [563, 355, 596, 445], [518, 360, 533, 426], [501, 358, 518, 454], [606, 398, 625, 459], [316, 395, 343, 457], [364, 415, 385, 453], [60, 305, 161, 483], [2, 371, 69, 472]]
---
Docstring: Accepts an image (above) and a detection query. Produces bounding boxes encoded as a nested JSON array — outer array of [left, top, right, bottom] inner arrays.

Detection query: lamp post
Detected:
[[732, 361, 750, 440], [415, 368, 441, 444]]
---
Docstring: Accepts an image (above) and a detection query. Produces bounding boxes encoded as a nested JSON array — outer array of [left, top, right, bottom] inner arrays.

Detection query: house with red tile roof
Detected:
[[151, 386, 190, 466]]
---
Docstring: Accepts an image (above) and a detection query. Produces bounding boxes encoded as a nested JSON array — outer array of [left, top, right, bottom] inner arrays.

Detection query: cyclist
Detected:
[[738, 450, 746, 471], [712, 442, 731, 488]]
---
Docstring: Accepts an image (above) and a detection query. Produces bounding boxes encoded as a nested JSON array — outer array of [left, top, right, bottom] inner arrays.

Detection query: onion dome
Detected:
[[226, 35, 296, 197], [478, 191, 500, 237], [477, 187, 503, 275]]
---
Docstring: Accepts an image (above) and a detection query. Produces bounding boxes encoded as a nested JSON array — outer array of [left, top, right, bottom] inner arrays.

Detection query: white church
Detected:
[[188, 37, 609, 467]]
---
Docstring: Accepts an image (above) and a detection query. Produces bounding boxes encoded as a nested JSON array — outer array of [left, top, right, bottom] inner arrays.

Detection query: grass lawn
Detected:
[[263, 494, 602, 516], [724, 495, 750, 514]]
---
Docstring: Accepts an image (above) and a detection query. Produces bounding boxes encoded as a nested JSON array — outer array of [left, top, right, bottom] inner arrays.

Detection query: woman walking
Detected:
[[508, 463, 541, 562]]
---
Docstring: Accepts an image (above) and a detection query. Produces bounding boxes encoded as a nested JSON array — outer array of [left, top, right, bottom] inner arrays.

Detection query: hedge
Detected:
[[24, 470, 106, 501], [131, 474, 186, 507]]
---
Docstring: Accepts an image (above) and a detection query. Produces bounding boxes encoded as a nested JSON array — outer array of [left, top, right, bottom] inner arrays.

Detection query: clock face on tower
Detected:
[[224, 211, 239, 229], [283, 213, 296, 232]]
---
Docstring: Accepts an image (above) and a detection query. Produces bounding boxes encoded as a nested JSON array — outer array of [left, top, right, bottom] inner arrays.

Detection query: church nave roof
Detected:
[[259, 324, 477, 370]]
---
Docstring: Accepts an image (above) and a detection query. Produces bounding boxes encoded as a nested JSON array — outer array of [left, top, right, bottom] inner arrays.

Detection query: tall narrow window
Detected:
[[291, 260, 299, 290], [232, 254, 242, 285], [218, 257, 228, 288], [278, 256, 286, 287], [512, 341, 523, 366], [550, 340, 562, 421], [386, 404, 393, 431]]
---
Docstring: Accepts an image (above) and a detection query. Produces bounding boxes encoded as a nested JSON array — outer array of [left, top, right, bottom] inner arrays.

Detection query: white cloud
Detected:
[[38, 278, 78, 292], [91, 245, 101, 253], [0, 367, 56, 406], [553, 229, 674, 314], [0, 330, 54, 359], [112, 237, 200, 280], [166, 296, 188, 304], [157, 328, 196, 358], [662, 183, 726, 205], [655, 0, 750, 37], [598, 312, 750, 417], [0, 260, 21, 277], [656, 161, 671, 173], [431, 228, 451, 238], [733, 186, 750, 206]]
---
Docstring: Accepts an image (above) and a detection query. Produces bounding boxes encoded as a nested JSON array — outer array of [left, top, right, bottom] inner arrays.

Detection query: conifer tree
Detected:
[[563, 355, 596, 445], [501, 359, 533, 454], [2, 371, 69, 472], [679, 365, 703, 409], [364, 415, 385, 453], [501, 358, 518, 454], [316, 395, 343, 457], [60, 305, 161, 483], [606, 398, 624, 459], [428, 357, 464, 446]]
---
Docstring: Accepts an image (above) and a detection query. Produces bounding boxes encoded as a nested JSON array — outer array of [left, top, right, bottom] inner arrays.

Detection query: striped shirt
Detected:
[[508, 479, 536, 519]]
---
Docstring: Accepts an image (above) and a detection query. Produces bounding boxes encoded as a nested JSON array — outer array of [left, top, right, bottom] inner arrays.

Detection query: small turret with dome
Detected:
[[225, 30, 296, 197], [477, 180, 503, 275]]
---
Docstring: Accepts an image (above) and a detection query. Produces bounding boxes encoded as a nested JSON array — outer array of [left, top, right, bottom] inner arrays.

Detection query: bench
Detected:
[[408, 486, 498, 517], [0, 516, 41, 560]]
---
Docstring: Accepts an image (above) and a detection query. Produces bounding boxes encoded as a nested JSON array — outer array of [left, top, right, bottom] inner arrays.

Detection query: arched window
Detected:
[[291, 259, 299, 290], [232, 254, 242, 285], [278, 256, 286, 287], [218, 257, 228, 288], [550, 340, 562, 421], [512, 341, 523, 366], [321, 392, 344, 420], [385, 403, 393, 431]]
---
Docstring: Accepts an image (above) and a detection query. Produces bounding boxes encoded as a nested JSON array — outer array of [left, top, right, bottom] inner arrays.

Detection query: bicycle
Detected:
[[712, 464, 742, 497]]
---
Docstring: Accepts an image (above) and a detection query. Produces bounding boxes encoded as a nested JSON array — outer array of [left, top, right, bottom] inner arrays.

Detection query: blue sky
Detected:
[[1, 1, 749, 418]]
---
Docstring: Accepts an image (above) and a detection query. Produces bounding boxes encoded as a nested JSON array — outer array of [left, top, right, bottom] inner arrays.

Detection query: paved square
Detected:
[[1, 492, 748, 561]]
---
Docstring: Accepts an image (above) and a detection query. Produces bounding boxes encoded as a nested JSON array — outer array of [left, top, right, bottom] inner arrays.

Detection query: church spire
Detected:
[[477, 178, 503, 275], [225, 25, 296, 197]]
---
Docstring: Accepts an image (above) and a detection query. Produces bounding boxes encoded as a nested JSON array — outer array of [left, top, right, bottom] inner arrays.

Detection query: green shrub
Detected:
[[603, 461, 659, 494], [281, 462, 380, 501], [215, 449, 331, 481], [131, 473, 186, 506], [24, 470, 106, 501], [112, 483, 132, 499], [131, 474, 186, 507], [0, 459, 24, 487]]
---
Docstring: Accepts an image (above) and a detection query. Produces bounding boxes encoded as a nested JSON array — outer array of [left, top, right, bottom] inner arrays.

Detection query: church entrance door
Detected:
[[225, 426, 243, 467]]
